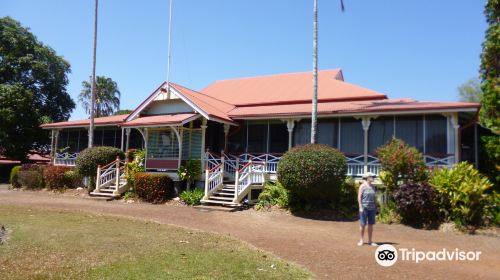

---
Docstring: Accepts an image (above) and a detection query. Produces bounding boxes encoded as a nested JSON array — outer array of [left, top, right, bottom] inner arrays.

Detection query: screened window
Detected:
[[293, 120, 310, 146], [425, 115, 447, 155], [317, 119, 338, 148], [147, 129, 179, 159], [227, 125, 246, 154], [247, 122, 268, 153], [269, 122, 288, 153], [396, 115, 424, 152], [368, 117, 394, 153], [340, 118, 363, 155]]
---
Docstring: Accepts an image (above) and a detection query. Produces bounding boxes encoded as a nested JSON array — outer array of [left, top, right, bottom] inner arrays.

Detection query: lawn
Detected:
[[0, 206, 312, 279]]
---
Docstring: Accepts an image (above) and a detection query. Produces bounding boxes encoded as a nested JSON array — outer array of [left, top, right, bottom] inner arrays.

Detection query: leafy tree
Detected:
[[479, 1, 500, 134], [114, 109, 132, 116], [0, 17, 75, 160], [79, 76, 121, 117], [457, 78, 483, 102], [0, 85, 40, 160]]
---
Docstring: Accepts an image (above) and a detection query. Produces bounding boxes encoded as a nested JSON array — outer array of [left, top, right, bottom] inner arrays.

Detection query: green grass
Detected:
[[0, 206, 312, 280]]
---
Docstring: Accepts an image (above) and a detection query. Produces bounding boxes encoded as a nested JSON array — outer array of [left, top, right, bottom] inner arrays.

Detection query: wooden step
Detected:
[[200, 199, 239, 206], [209, 196, 233, 201], [89, 192, 118, 199], [193, 205, 240, 212], [213, 192, 234, 197]]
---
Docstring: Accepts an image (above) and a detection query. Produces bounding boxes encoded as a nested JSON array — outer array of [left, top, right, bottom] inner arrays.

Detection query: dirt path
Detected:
[[0, 185, 499, 279]]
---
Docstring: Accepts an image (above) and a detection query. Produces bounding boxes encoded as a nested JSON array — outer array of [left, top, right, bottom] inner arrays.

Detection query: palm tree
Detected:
[[79, 76, 121, 117], [311, 0, 344, 143]]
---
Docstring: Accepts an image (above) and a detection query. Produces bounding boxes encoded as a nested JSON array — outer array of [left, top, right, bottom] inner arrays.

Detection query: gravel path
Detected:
[[0, 185, 498, 279]]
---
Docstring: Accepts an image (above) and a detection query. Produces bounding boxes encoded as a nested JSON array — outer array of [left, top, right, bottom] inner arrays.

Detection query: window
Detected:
[[247, 122, 268, 153], [293, 120, 310, 146], [396, 115, 423, 152], [340, 118, 363, 155], [269, 122, 288, 153], [425, 115, 447, 155], [368, 116, 394, 153], [317, 119, 338, 148], [147, 128, 179, 159], [227, 124, 246, 154]]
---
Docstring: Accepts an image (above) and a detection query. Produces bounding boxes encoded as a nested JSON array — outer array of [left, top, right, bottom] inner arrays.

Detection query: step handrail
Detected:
[[204, 162, 224, 199], [95, 156, 126, 193], [233, 160, 265, 203]]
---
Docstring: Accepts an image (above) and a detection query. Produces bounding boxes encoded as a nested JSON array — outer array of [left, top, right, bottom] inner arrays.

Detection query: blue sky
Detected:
[[2, 0, 487, 120]]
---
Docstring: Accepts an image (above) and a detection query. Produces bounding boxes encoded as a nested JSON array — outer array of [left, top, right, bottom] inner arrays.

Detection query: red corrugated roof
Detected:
[[41, 114, 129, 129], [121, 113, 197, 127], [202, 69, 387, 106], [228, 99, 480, 118]]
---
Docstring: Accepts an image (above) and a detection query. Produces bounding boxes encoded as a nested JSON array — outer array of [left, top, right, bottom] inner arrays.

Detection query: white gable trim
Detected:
[[126, 83, 210, 122]]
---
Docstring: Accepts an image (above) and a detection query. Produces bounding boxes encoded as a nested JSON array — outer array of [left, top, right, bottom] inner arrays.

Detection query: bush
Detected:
[[180, 188, 204, 206], [178, 160, 201, 191], [43, 165, 72, 190], [125, 149, 145, 188], [63, 170, 83, 188], [479, 135, 500, 191], [17, 170, 44, 189], [134, 172, 174, 203], [75, 146, 124, 191], [277, 144, 347, 207], [429, 162, 494, 229], [9, 166, 21, 188], [393, 183, 439, 228], [332, 177, 359, 217], [376, 138, 428, 192], [255, 181, 290, 210], [377, 201, 401, 224]]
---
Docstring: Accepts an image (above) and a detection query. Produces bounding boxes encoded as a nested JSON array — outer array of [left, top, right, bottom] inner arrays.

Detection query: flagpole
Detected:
[[89, 0, 98, 148], [166, 0, 173, 98]]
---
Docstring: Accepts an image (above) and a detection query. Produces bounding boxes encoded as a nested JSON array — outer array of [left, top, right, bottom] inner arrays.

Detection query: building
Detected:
[[41, 69, 479, 203]]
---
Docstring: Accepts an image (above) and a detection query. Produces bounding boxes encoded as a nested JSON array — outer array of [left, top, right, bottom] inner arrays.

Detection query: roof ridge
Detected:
[[210, 68, 342, 83]]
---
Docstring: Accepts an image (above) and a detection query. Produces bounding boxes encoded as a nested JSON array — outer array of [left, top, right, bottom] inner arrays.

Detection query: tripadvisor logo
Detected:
[[375, 244, 482, 267]]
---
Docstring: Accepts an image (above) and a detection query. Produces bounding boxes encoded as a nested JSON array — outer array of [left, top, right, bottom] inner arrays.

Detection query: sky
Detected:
[[2, 0, 487, 120]]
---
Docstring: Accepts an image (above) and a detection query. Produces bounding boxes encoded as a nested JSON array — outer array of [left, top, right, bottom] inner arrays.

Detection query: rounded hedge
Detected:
[[75, 146, 125, 178], [277, 144, 347, 205], [134, 172, 174, 203]]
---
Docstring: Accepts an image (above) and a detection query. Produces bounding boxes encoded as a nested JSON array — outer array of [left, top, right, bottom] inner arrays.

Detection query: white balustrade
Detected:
[[54, 152, 78, 166]]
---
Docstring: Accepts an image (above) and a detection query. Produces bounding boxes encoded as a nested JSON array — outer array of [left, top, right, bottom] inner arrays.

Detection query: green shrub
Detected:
[[134, 172, 174, 203], [9, 166, 21, 188], [255, 181, 290, 210], [331, 177, 359, 217], [429, 162, 494, 229], [393, 183, 439, 228], [484, 191, 500, 226], [178, 160, 201, 191], [17, 170, 44, 189], [125, 149, 145, 188], [122, 191, 138, 201], [479, 135, 500, 191], [64, 170, 83, 189], [75, 146, 124, 191], [377, 200, 401, 224], [180, 188, 204, 206], [277, 144, 347, 207], [43, 165, 72, 190], [376, 138, 428, 192]]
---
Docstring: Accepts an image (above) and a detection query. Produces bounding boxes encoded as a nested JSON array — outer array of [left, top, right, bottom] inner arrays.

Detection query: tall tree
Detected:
[[311, 0, 344, 143], [0, 17, 75, 160], [79, 76, 121, 117], [457, 78, 483, 102], [479, 0, 500, 134]]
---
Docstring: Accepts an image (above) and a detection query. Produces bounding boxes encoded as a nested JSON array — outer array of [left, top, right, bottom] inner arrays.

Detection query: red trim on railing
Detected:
[[209, 162, 222, 172]]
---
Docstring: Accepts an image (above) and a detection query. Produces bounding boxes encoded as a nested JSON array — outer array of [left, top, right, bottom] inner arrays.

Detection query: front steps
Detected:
[[90, 177, 127, 199], [200, 184, 240, 208]]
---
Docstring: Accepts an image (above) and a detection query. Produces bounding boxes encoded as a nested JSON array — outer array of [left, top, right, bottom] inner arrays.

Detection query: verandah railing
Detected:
[[205, 151, 455, 178], [54, 152, 79, 166]]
